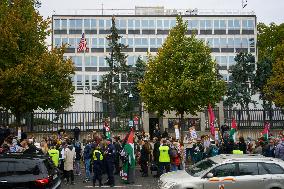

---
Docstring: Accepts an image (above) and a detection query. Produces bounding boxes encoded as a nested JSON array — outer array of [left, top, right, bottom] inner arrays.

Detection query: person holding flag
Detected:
[[229, 117, 237, 142], [120, 128, 136, 184], [262, 121, 271, 141]]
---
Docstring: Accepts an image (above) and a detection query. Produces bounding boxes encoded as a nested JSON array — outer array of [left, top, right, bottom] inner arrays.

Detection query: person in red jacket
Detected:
[[170, 142, 181, 171]]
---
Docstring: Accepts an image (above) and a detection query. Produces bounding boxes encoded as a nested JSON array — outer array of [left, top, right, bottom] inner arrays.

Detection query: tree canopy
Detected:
[[139, 16, 226, 117], [0, 0, 74, 123]]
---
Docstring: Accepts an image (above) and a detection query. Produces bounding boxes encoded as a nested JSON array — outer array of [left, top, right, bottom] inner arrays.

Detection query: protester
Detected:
[[275, 138, 284, 160], [64, 140, 76, 185], [83, 140, 93, 183], [104, 138, 115, 187], [92, 145, 103, 187], [158, 139, 170, 176]]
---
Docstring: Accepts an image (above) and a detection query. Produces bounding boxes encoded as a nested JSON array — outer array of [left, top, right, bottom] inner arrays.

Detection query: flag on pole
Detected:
[[261, 122, 270, 140], [104, 120, 111, 139], [120, 129, 135, 182], [77, 33, 89, 52], [242, 0, 248, 8], [229, 117, 237, 142], [208, 104, 215, 137]]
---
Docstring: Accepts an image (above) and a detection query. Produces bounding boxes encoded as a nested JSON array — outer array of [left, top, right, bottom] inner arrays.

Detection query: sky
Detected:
[[39, 0, 284, 24]]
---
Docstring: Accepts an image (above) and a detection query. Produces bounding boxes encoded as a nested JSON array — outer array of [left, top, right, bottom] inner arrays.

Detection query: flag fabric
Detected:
[[242, 0, 248, 8], [77, 33, 89, 52], [208, 104, 215, 137], [104, 121, 111, 139], [120, 129, 135, 182], [262, 122, 270, 140], [229, 117, 237, 141]]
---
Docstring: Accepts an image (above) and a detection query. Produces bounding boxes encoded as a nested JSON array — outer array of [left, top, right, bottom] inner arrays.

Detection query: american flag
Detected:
[[77, 33, 89, 52]]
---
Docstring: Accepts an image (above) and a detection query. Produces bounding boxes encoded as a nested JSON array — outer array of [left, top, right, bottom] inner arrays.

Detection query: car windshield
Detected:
[[186, 159, 217, 177]]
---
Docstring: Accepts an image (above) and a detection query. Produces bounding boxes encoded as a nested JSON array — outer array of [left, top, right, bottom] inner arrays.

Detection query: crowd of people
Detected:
[[1, 124, 284, 187]]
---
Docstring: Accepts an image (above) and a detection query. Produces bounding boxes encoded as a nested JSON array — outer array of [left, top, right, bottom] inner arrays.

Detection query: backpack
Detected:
[[211, 147, 219, 157]]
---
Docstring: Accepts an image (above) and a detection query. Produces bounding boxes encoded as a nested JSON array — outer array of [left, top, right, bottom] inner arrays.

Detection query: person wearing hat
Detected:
[[104, 138, 115, 187]]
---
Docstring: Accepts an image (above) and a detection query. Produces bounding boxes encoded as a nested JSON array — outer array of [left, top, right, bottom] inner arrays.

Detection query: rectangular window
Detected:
[[229, 56, 236, 66], [119, 19, 126, 29], [241, 38, 248, 48], [106, 19, 111, 28], [228, 38, 234, 48], [91, 38, 97, 48], [170, 20, 176, 28], [54, 19, 60, 29], [120, 38, 126, 45], [128, 20, 134, 29], [54, 38, 61, 47], [206, 38, 213, 48], [142, 20, 148, 29], [164, 20, 170, 29], [71, 56, 82, 67], [205, 20, 212, 29], [85, 75, 90, 89], [157, 38, 163, 47], [249, 38, 255, 48], [220, 38, 227, 47], [99, 19, 104, 28], [68, 38, 75, 48], [135, 38, 141, 47], [234, 38, 241, 48], [220, 20, 226, 29], [69, 19, 76, 29], [85, 56, 91, 66], [127, 56, 135, 66], [91, 19, 96, 29], [84, 19, 90, 29], [242, 19, 254, 29], [239, 163, 258, 176], [200, 20, 205, 29], [91, 56, 97, 67], [61, 19, 67, 29], [214, 20, 226, 29], [189, 20, 198, 30], [128, 38, 134, 48], [76, 75, 83, 90], [98, 57, 105, 67], [213, 38, 220, 48], [228, 19, 240, 29], [62, 38, 68, 46], [75, 19, 82, 29], [135, 20, 140, 29], [98, 38, 105, 48], [150, 38, 156, 47], [157, 20, 163, 29], [149, 20, 155, 29], [69, 19, 82, 30], [92, 75, 98, 88], [141, 38, 148, 48]]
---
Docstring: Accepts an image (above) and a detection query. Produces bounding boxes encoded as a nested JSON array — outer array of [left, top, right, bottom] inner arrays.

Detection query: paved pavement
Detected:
[[62, 168, 159, 189]]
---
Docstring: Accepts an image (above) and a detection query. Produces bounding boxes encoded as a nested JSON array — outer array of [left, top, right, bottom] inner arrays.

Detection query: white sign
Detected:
[[129, 120, 134, 127], [175, 128, 180, 139], [190, 130, 198, 139]]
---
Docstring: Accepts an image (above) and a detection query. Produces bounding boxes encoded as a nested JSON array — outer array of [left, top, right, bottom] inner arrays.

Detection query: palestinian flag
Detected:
[[104, 121, 111, 139], [229, 117, 237, 142], [208, 104, 216, 137], [120, 129, 135, 182], [261, 122, 270, 140]]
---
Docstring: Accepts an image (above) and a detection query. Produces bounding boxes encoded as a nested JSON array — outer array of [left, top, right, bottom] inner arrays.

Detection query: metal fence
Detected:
[[224, 109, 284, 129], [0, 111, 143, 133]]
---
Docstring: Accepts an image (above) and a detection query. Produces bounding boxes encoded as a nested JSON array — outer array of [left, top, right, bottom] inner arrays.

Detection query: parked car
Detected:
[[0, 153, 61, 189], [159, 154, 284, 189]]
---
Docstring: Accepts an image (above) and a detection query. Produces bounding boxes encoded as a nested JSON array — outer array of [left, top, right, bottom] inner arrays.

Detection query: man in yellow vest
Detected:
[[158, 139, 171, 177], [93, 145, 103, 187], [48, 146, 59, 167]]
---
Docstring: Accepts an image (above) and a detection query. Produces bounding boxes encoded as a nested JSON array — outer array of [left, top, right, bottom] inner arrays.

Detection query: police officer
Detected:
[[158, 139, 170, 176], [48, 146, 59, 167], [104, 138, 115, 187], [93, 145, 103, 187]]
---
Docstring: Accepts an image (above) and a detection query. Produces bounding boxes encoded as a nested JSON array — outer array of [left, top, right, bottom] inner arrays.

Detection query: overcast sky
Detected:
[[39, 0, 283, 24]]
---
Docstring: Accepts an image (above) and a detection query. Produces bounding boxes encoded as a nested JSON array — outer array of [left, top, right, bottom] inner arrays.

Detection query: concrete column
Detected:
[[218, 102, 225, 126], [200, 112, 206, 132], [142, 111, 149, 133]]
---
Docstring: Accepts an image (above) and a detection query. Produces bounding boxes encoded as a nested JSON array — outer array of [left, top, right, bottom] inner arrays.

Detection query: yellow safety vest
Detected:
[[48, 149, 59, 167], [93, 150, 103, 161], [159, 145, 170, 163], [233, 150, 243, 155]]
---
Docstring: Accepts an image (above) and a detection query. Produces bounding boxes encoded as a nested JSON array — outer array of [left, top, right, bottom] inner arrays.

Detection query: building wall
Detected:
[[52, 11, 257, 131]]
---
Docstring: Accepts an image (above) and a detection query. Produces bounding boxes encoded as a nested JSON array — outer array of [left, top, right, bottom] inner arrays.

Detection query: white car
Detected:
[[159, 154, 284, 189]]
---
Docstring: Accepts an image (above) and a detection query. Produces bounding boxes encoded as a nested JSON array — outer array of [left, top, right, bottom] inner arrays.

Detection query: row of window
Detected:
[[70, 55, 147, 67], [54, 18, 255, 30], [54, 37, 255, 49]]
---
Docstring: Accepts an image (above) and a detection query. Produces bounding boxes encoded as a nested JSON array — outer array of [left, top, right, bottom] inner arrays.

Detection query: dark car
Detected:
[[0, 153, 61, 189]]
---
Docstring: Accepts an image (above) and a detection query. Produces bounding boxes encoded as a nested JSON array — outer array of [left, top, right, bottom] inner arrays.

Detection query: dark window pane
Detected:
[[258, 163, 269, 175], [212, 163, 236, 177], [264, 163, 284, 174], [0, 162, 8, 177], [239, 163, 258, 176]]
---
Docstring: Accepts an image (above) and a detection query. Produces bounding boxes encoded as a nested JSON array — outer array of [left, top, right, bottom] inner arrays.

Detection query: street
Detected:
[[62, 168, 159, 189]]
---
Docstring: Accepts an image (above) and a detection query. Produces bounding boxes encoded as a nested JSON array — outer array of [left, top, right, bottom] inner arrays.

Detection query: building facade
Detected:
[[52, 7, 257, 133]]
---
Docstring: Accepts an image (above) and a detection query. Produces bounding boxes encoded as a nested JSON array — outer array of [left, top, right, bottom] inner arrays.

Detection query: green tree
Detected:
[[225, 52, 256, 124], [96, 16, 130, 124], [255, 23, 284, 109], [0, 0, 75, 126], [139, 16, 226, 127], [264, 41, 284, 108]]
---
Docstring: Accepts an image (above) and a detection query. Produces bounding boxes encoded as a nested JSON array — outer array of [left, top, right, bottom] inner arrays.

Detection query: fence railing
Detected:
[[224, 109, 284, 129], [0, 111, 143, 133]]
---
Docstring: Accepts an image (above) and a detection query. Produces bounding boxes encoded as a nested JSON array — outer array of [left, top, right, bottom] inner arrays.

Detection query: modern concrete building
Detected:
[[52, 7, 257, 135]]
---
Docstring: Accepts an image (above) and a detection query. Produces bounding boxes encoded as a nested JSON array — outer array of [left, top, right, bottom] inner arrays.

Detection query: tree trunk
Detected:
[[179, 111, 185, 142], [245, 103, 251, 128]]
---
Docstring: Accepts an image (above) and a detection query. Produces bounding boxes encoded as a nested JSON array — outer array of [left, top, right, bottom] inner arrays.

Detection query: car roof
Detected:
[[0, 152, 49, 161], [209, 154, 283, 164]]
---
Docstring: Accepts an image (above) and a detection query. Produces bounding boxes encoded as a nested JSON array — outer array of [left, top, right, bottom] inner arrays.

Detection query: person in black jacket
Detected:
[[238, 136, 247, 154], [140, 140, 150, 177], [153, 125, 161, 139]]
